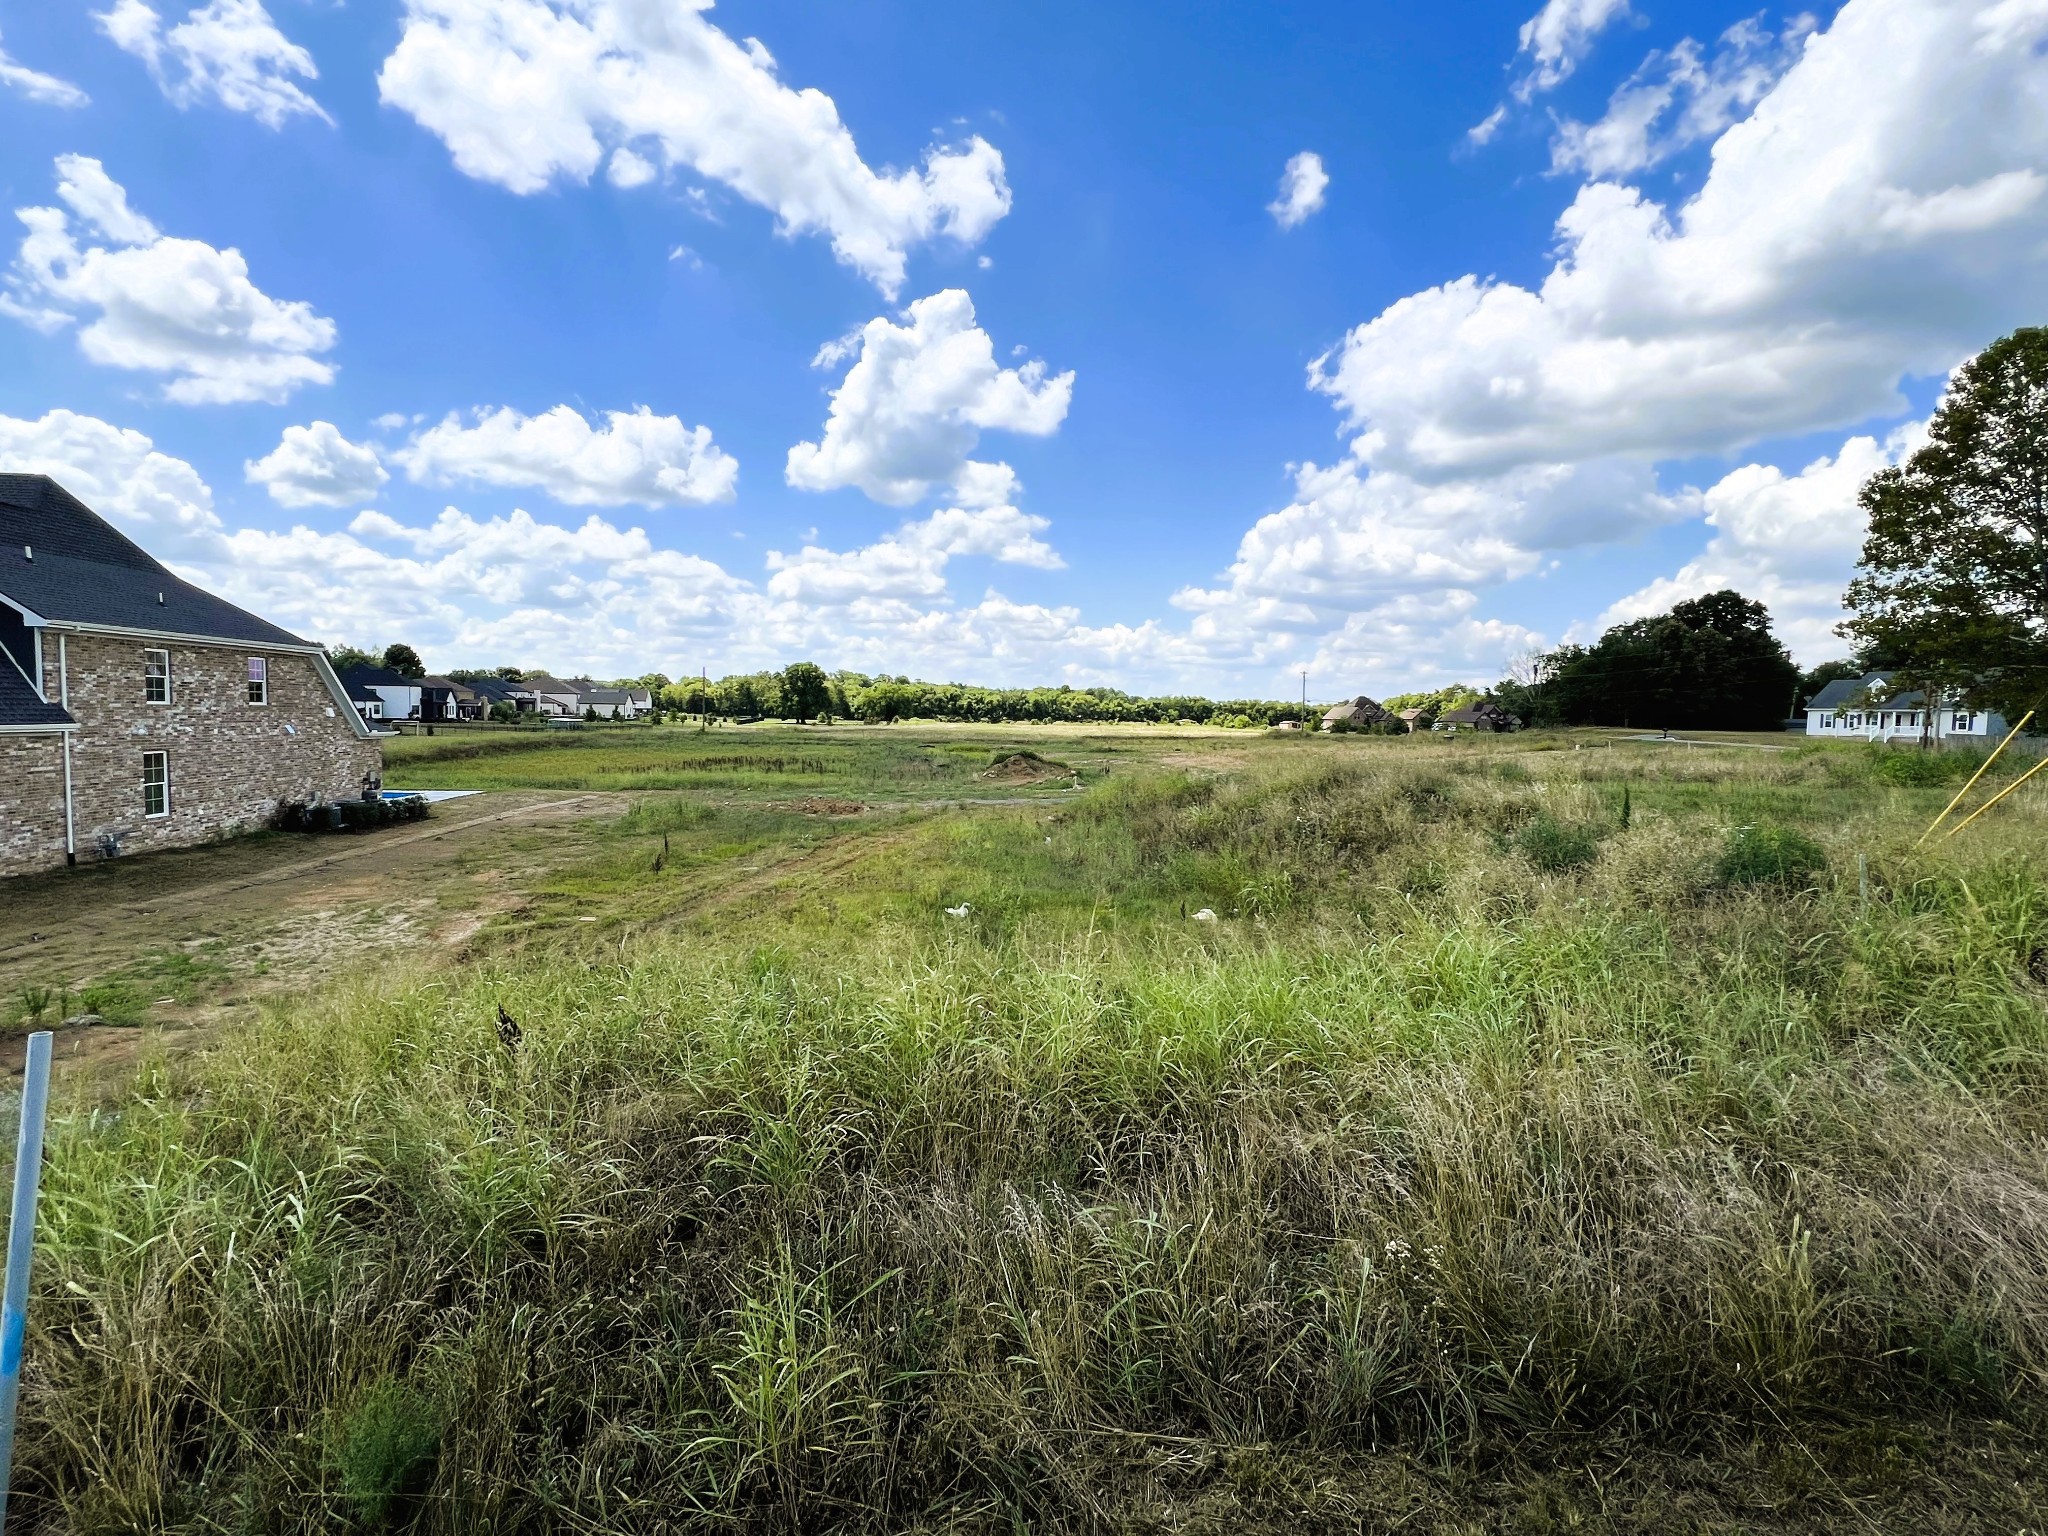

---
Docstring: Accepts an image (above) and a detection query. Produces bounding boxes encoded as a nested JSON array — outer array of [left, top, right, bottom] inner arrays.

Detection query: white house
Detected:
[[520, 675, 585, 717], [1804, 672, 2006, 743], [338, 664, 423, 723]]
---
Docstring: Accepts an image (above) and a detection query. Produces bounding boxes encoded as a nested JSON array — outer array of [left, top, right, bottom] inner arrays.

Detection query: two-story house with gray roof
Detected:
[[0, 474, 383, 876], [1803, 671, 2008, 743]]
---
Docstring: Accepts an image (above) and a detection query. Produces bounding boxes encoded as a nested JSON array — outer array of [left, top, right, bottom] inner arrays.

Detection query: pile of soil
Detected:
[[980, 751, 1073, 784], [785, 798, 867, 816]]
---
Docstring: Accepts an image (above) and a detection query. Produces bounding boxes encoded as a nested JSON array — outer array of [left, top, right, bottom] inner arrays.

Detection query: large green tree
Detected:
[[381, 642, 427, 679], [1844, 326, 2048, 721], [779, 661, 832, 723], [1508, 590, 1800, 730]]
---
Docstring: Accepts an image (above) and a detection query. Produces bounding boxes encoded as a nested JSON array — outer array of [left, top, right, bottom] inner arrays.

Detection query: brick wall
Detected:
[[0, 632, 383, 876], [0, 732, 67, 875]]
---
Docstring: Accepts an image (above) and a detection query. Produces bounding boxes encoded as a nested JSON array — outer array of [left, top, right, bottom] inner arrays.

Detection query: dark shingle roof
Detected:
[[339, 664, 417, 689], [1807, 672, 1947, 712], [0, 475, 308, 648], [0, 651, 73, 729]]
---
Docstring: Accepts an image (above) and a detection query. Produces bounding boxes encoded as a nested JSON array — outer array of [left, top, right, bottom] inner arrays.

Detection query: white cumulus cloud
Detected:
[[766, 504, 1062, 605], [246, 422, 389, 508], [1549, 15, 1815, 178], [0, 30, 90, 107], [786, 289, 1072, 507], [0, 408, 1198, 688], [1268, 151, 1329, 229], [2, 156, 337, 404], [1190, 0, 2048, 695], [1315, 0, 2048, 481], [0, 408, 222, 557], [396, 404, 739, 508], [377, 0, 1010, 296], [1515, 0, 1634, 98], [1599, 422, 1925, 663], [95, 0, 329, 128]]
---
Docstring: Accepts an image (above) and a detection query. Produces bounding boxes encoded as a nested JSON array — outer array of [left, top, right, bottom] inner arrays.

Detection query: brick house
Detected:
[[0, 474, 383, 877]]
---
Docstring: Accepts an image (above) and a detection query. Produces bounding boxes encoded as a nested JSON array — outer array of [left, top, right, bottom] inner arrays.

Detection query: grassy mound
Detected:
[[14, 741, 2048, 1530], [980, 750, 1073, 783]]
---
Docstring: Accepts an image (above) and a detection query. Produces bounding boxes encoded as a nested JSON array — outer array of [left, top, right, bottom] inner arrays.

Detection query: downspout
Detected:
[[58, 635, 75, 865]]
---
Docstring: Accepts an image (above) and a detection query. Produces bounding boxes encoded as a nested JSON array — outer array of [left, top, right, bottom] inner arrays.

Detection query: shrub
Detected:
[[330, 1379, 441, 1524], [1718, 824, 1827, 887], [1515, 814, 1601, 873], [1873, 750, 1977, 787]]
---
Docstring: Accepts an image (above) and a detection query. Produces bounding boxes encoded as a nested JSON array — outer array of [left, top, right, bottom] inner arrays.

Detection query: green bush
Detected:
[[330, 1379, 441, 1524], [1515, 814, 1601, 873], [1718, 824, 1827, 887], [1873, 750, 1978, 787]]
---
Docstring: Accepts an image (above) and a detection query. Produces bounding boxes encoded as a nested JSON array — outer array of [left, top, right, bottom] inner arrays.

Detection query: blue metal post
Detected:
[[0, 1031, 53, 1534]]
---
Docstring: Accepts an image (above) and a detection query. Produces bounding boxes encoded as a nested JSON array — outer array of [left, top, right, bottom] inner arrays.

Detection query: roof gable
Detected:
[[0, 475, 308, 648]]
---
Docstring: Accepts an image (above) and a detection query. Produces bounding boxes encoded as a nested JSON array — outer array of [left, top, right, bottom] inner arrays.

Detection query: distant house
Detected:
[[341, 674, 385, 721], [1436, 700, 1521, 733], [577, 687, 636, 719], [464, 676, 526, 715], [1, 474, 382, 876], [339, 664, 424, 722], [624, 686, 654, 716], [1321, 695, 1389, 731], [1396, 707, 1433, 733], [418, 676, 482, 720], [1804, 672, 2007, 742], [520, 675, 585, 717]]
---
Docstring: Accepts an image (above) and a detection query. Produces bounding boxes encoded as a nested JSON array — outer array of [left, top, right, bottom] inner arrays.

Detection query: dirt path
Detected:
[[0, 791, 624, 1081]]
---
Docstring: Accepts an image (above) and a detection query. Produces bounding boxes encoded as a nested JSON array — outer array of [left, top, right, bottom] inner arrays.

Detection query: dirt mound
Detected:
[[980, 751, 1073, 784], [785, 797, 867, 816]]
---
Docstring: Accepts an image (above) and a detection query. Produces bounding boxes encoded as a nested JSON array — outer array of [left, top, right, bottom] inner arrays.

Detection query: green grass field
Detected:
[[381, 720, 1150, 800], [14, 728, 2048, 1531]]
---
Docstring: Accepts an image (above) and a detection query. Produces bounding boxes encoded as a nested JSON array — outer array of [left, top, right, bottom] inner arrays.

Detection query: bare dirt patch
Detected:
[[979, 751, 1073, 784], [0, 791, 623, 1084], [781, 797, 868, 816]]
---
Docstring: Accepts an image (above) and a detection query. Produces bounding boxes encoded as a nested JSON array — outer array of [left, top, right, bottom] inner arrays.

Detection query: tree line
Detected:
[[659, 664, 1308, 728]]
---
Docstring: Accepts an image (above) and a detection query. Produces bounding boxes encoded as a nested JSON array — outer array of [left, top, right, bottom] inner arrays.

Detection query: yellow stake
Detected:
[[1918, 709, 2034, 846], [1945, 750, 2048, 839]]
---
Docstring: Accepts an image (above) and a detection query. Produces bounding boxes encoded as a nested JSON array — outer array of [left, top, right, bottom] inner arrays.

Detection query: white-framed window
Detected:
[[1819, 714, 1833, 729], [1954, 711, 1975, 732], [1846, 712, 1862, 728], [247, 656, 268, 705], [142, 750, 169, 818], [144, 647, 170, 705]]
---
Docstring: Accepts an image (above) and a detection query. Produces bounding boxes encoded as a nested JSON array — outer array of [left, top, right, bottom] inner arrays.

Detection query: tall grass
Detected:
[[13, 741, 2048, 1529]]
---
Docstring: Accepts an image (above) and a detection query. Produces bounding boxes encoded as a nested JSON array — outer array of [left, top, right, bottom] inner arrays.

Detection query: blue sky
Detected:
[[1, 0, 2043, 694]]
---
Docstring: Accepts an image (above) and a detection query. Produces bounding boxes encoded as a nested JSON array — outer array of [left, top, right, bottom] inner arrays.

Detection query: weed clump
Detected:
[[1718, 824, 1827, 887], [330, 1380, 440, 1524], [1872, 750, 1978, 787], [1515, 814, 1601, 873]]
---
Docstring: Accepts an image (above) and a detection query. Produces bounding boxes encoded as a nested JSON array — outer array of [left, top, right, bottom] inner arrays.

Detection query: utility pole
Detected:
[[1300, 668, 1308, 719]]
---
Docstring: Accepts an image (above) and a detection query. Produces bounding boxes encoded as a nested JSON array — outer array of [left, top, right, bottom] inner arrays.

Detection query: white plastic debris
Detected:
[[944, 903, 971, 918], [1193, 908, 1218, 922]]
